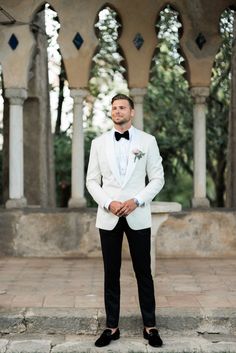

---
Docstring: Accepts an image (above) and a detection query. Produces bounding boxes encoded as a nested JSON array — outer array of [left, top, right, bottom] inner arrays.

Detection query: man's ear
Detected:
[[131, 109, 135, 117]]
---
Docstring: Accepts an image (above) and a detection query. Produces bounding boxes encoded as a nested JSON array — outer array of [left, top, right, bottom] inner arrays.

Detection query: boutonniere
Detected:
[[132, 148, 145, 162]]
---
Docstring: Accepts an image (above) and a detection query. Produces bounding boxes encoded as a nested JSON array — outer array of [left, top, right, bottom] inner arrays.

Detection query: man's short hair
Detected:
[[111, 94, 134, 109]]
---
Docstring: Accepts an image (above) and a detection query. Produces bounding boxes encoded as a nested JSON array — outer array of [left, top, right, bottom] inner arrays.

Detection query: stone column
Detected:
[[68, 89, 87, 208], [5, 88, 27, 208], [24, 8, 56, 207], [130, 88, 147, 130], [191, 87, 210, 208]]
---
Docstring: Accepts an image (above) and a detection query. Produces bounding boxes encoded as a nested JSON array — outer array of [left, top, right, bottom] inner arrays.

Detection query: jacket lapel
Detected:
[[121, 128, 140, 187], [105, 130, 121, 185]]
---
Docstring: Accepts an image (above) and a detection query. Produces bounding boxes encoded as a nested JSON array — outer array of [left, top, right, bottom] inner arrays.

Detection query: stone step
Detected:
[[1, 333, 236, 353], [0, 307, 236, 336]]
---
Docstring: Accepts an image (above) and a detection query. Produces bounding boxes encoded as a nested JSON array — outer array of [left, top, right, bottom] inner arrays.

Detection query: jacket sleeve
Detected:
[[135, 136, 164, 204], [86, 139, 112, 208]]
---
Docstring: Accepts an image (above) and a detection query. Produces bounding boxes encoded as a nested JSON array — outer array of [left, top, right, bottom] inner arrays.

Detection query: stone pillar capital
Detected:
[[190, 87, 209, 104], [70, 88, 88, 104], [5, 88, 28, 105], [130, 87, 147, 104]]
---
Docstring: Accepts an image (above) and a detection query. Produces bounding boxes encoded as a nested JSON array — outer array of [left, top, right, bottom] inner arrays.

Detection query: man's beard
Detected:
[[113, 117, 130, 125]]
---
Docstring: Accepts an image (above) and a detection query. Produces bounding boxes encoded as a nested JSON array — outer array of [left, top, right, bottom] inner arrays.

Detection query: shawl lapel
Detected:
[[105, 127, 142, 188], [105, 130, 121, 185], [121, 128, 141, 187]]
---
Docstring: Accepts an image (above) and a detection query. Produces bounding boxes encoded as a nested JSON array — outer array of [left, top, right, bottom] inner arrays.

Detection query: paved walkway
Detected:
[[1, 257, 236, 310], [1, 257, 236, 352]]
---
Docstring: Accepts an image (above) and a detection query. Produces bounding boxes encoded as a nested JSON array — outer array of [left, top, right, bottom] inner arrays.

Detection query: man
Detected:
[[86, 93, 164, 348]]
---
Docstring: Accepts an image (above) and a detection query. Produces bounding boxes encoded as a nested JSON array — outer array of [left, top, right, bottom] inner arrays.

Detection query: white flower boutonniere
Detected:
[[132, 148, 145, 162]]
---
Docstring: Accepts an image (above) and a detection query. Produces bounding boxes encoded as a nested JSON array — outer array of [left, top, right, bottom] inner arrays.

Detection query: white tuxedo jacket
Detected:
[[86, 127, 164, 230]]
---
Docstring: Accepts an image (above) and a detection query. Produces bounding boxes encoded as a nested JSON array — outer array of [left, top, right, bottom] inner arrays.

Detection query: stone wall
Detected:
[[0, 208, 236, 258], [156, 210, 236, 258]]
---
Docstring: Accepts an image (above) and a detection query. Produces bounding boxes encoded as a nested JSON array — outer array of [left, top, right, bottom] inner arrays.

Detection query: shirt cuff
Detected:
[[134, 196, 145, 207], [104, 199, 112, 211]]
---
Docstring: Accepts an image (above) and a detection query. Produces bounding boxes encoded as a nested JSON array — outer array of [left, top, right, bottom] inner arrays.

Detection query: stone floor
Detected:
[[0, 257, 236, 310]]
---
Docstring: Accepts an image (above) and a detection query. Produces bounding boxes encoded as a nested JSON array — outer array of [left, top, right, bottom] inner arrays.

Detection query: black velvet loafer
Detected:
[[143, 328, 163, 347], [95, 328, 120, 347]]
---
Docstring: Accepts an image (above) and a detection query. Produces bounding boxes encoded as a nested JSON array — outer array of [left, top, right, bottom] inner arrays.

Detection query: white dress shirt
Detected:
[[104, 126, 144, 210], [114, 126, 133, 184]]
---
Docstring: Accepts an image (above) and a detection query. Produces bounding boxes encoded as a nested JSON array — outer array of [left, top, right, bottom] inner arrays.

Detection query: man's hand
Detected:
[[116, 199, 137, 217], [109, 201, 123, 216]]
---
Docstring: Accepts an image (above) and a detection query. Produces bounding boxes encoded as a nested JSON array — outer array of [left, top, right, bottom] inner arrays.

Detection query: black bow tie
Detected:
[[115, 130, 129, 141]]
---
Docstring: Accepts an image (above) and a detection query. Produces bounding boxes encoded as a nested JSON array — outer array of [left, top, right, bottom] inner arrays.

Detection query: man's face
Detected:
[[111, 99, 134, 126]]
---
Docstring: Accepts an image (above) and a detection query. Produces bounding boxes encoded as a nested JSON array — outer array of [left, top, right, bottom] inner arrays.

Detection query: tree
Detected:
[[207, 9, 234, 206], [226, 11, 236, 207], [144, 6, 193, 207], [45, 4, 65, 135], [54, 132, 71, 206], [54, 59, 66, 135], [0, 70, 3, 204], [144, 6, 234, 207], [0, 129, 2, 203]]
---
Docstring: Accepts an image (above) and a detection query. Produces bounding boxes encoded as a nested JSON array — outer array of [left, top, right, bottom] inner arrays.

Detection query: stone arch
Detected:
[[177, 2, 223, 88], [92, 2, 128, 81], [56, 3, 98, 88], [30, 1, 60, 24], [150, 3, 188, 82], [28, 2, 63, 85], [94, 3, 123, 37], [87, 3, 128, 127], [160, 3, 191, 84], [117, 3, 158, 89], [0, 25, 34, 89]]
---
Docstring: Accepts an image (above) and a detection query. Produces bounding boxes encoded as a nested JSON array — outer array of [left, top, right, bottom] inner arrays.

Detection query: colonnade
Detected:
[[5, 85, 210, 209]]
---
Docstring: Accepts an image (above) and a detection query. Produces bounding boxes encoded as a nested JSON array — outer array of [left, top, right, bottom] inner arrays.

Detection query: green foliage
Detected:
[[206, 9, 234, 206], [144, 6, 193, 207], [0, 145, 2, 204], [144, 6, 233, 207], [54, 125, 100, 207], [54, 132, 72, 206], [89, 7, 128, 119], [84, 126, 101, 207], [0, 71, 3, 204], [92, 7, 124, 79]]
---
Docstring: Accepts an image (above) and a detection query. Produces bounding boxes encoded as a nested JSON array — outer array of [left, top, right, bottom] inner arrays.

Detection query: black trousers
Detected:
[[99, 217, 156, 328]]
